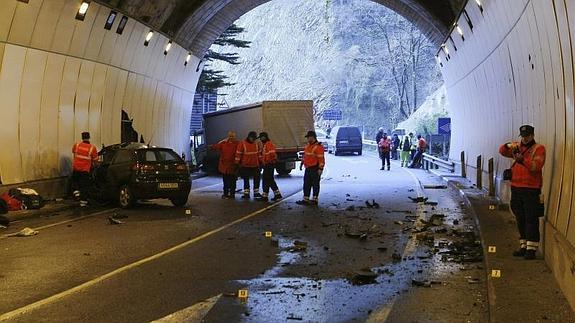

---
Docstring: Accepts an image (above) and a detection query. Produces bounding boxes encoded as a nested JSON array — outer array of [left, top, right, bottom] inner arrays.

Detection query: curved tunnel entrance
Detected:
[[0, 0, 574, 312]]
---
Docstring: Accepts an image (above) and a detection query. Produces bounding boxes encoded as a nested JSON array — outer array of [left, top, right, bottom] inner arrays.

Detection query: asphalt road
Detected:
[[0, 152, 488, 322]]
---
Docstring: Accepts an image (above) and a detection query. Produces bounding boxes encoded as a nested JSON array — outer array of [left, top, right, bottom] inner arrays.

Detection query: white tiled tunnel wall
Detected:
[[444, 0, 575, 308], [0, 0, 202, 184]]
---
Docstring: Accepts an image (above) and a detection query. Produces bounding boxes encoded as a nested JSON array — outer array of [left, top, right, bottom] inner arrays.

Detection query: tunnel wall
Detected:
[[0, 0, 200, 186], [443, 0, 575, 309]]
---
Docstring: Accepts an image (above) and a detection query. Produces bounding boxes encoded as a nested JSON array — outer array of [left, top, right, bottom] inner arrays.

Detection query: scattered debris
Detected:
[[350, 268, 379, 285], [9, 227, 38, 237], [365, 200, 373, 208], [108, 216, 124, 225], [377, 247, 388, 252], [409, 196, 428, 203], [290, 240, 308, 252], [392, 252, 402, 262], [287, 314, 303, 321], [453, 219, 460, 225], [467, 278, 480, 284], [345, 206, 355, 211], [423, 185, 448, 189], [412, 279, 432, 288], [394, 221, 404, 225], [425, 201, 439, 206], [372, 200, 380, 209]]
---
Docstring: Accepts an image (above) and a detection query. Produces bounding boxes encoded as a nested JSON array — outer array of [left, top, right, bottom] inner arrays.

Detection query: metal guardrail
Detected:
[[423, 153, 455, 173]]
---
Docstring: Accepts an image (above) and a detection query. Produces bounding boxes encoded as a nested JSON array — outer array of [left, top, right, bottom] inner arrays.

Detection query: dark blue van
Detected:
[[327, 126, 363, 156]]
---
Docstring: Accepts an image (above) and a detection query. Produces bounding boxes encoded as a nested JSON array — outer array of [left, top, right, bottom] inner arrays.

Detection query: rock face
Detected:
[[208, 0, 445, 135]]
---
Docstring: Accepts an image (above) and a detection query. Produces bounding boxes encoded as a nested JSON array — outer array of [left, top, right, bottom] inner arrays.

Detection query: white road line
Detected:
[[151, 294, 222, 322], [0, 191, 302, 321], [191, 182, 221, 192], [367, 167, 426, 322]]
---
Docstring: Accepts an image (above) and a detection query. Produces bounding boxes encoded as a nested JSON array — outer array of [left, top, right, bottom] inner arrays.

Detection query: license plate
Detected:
[[158, 183, 178, 189], [339, 140, 349, 144]]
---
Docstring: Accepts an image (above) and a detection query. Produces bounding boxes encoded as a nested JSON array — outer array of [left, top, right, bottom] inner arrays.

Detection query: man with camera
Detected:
[[499, 125, 546, 260]]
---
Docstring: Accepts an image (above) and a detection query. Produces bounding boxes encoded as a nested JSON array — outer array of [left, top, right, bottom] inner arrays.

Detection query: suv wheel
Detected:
[[118, 185, 135, 209], [170, 196, 188, 207], [357, 150, 362, 156]]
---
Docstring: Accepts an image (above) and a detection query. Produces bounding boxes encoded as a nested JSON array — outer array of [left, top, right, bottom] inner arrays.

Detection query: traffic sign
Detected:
[[438, 118, 451, 134], [323, 109, 343, 120]]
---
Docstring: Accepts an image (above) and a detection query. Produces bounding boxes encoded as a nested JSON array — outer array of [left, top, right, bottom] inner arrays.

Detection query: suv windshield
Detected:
[[337, 127, 361, 138]]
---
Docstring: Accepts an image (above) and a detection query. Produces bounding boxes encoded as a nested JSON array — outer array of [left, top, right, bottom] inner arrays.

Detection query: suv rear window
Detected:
[[138, 149, 182, 162]]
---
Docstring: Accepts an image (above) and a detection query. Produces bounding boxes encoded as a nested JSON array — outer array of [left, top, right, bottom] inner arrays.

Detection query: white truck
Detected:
[[198, 100, 314, 175]]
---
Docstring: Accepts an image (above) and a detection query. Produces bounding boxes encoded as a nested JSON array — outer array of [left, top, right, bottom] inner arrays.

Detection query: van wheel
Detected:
[[170, 196, 188, 207], [118, 185, 135, 209], [357, 150, 362, 156], [334, 149, 340, 156]]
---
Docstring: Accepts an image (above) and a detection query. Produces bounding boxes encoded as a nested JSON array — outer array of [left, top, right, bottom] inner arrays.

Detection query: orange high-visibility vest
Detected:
[[303, 141, 325, 169], [235, 140, 260, 168], [261, 141, 278, 165], [212, 139, 239, 174], [499, 141, 546, 189], [72, 141, 98, 172]]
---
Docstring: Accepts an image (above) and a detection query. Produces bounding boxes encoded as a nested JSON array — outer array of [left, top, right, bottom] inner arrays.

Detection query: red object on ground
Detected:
[[0, 192, 22, 211]]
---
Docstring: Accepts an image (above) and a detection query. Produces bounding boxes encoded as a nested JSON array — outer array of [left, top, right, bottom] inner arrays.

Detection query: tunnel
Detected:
[[0, 0, 574, 315]]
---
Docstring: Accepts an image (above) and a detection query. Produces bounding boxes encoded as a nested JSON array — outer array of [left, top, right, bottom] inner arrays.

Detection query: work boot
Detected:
[[241, 194, 250, 200], [310, 197, 319, 206], [387, 166, 390, 171], [271, 194, 283, 201], [253, 192, 262, 198], [512, 248, 526, 257], [80, 200, 88, 207], [524, 249, 536, 260], [296, 199, 310, 205], [380, 166, 384, 170], [256, 194, 269, 202]]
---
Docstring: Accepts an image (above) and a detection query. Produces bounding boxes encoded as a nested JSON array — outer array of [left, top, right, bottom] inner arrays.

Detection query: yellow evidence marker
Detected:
[[238, 290, 249, 298], [491, 270, 501, 278]]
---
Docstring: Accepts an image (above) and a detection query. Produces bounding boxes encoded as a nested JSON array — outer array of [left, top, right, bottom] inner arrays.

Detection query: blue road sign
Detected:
[[438, 118, 451, 134], [323, 109, 343, 120]]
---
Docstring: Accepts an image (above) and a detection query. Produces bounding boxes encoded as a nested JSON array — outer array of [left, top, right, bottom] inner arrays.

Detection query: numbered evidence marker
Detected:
[[185, 209, 192, 215], [265, 231, 273, 238], [489, 205, 496, 210], [488, 246, 497, 253], [238, 290, 249, 298], [491, 269, 501, 278]]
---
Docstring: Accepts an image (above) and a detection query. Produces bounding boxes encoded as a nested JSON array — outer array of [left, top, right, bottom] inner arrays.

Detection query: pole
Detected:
[[476, 155, 482, 189], [461, 151, 467, 178], [488, 158, 495, 196]]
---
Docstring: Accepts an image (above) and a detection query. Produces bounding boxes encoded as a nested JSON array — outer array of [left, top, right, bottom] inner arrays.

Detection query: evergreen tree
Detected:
[[196, 24, 251, 93]]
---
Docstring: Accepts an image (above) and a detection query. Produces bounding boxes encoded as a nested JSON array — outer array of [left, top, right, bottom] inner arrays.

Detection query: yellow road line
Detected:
[[0, 192, 300, 321]]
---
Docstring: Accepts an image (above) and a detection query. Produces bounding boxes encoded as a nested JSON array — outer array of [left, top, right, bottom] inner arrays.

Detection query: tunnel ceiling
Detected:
[[97, 0, 464, 57]]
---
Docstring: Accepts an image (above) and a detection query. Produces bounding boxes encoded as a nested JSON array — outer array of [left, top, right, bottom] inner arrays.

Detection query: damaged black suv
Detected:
[[93, 143, 191, 208]]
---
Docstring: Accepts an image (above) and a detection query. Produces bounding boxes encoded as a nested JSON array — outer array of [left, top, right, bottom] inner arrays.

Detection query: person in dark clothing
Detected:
[[391, 134, 400, 160], [375, 128, 384, 165], [409, 135, 427, 168]]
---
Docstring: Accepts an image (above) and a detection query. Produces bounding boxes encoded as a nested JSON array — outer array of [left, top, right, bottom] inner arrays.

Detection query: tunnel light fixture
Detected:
[[184, 53, 192, 66], [75, 1, 90, 21], [441, 44, 451, 61], [116, 16, 128, 34], [104, 11, 117, 30], [164, 40, 172, 55], [144, 31, 154, 46], [475, 0, 484, 13], [455, 24, 465, 41], [435, 55, 443, 68]]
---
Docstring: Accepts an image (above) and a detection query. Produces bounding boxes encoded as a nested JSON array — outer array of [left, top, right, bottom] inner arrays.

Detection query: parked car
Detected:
[[326, 126, 363, 156], [93, 143, 191, 208], [315, 128, 329, 151]]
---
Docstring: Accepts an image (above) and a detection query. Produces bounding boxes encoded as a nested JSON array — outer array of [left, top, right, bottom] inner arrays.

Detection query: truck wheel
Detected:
[[118, 185, 135, 209]]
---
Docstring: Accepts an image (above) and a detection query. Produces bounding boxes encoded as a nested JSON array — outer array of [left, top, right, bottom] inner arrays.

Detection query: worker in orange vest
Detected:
[[257, 132, 283, 202], [72, 132, 99, 207], [211, 131, 239, 199], [235, 131, 262, 199], [296, 131, 325, 206], [499, 125, 546, 260]]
